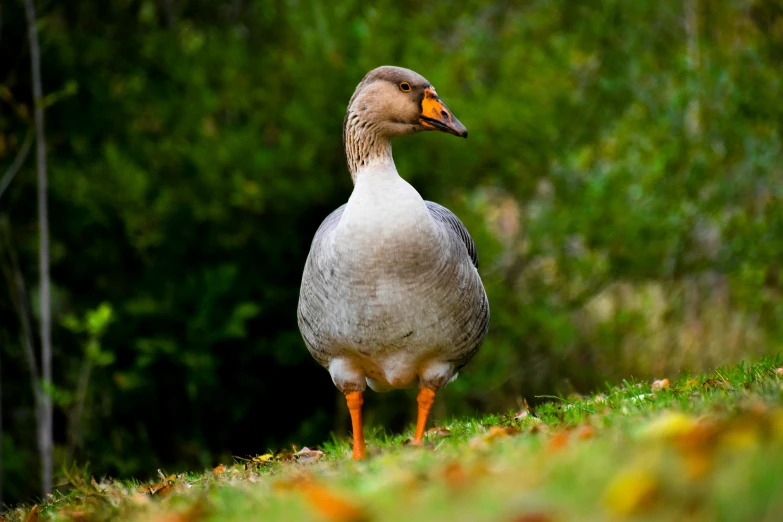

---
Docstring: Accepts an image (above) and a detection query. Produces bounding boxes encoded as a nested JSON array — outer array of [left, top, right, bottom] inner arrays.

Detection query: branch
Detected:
[[0, 129, 34, 202], [0, 215, 41, 404], [24, 0, 53, 496]]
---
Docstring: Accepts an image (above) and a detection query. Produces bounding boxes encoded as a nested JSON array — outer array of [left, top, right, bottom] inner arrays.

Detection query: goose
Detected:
[[298, 66, 489, 459]]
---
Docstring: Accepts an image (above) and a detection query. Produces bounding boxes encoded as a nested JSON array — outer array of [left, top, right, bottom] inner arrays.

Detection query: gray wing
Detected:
[[425, 201, 478, 269], [312, 203, 346, 241], [298, 204, 346, 365]]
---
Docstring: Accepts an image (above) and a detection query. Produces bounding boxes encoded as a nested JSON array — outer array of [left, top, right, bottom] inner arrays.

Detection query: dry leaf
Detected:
[[296, 447, 325, 464], [775, 368, 783, 376], [576, 425, 594, 440], [510, 514, 553, 522], [470, 426, 519, 447], [514, 399, 531, 419], [603, 468, 658, 515], [212, 464, 227, 476], [157, 469, 177, 484], [547, 431, 570, 451], [440, 462, 467, 489], [26, 506, 39, 522], [425, 426, 452, 439], [301, 482, 368, 522], [651, 378, 670, 392]]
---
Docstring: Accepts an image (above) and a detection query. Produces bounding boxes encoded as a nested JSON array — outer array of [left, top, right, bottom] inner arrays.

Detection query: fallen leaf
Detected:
[[470, 426, 520, 447], [90, 475, 103, 493], [138, 481, 186, 497], [212, 464, 227, 476], [156, 482, 187, 498], [651, 378, 670, 392], [721, 421, 760, 450], [274, 450, 296, 462], [301, 482, 368, 522], [59, 510, 94, 522], [547, 431, 570, 451], [514, 398, 531, 419], [775, 368, 783, 376], [440, 462, 467, 489], [603, 468, 658, 515], [236, 453, 276, 468], [639, 411, 697, 439], [529, 422, 549, 435], [510, 514, 553, 522], [702, 378, 730, 390], [295, 447, 325, 464], [425, 426, 452, 439], [576, 425, 594, 440], [26, 506, 39, 522], [157, 469, 177, 484]]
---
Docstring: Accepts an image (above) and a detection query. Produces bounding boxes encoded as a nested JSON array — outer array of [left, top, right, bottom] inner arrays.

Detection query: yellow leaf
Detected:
[[639, 411, 697, 439], [603, 468, 658, 515], [721, 422, 759, 450]]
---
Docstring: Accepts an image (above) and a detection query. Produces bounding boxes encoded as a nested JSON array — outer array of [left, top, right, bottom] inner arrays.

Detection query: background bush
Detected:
[[1, 0, 781, 504]]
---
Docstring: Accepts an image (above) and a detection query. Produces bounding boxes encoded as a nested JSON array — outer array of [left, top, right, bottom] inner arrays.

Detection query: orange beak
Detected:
[[419, 87, 468, 138]]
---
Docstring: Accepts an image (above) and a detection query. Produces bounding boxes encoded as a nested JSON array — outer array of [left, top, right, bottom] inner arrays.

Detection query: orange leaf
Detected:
[[441, 462, 467, 489], [470, 426, 518, 447], [212, 464, 227, 476], [301, 483, 368, 522], [775, 368, 783, 376], [651, 378, 670, 392], [26, 506, 39, 522], [576, 425, 594, 440], [547, 431, 570, 451]]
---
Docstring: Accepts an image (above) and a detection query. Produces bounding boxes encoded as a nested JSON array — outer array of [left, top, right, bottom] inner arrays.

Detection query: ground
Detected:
[[5, 358, 783, 522]]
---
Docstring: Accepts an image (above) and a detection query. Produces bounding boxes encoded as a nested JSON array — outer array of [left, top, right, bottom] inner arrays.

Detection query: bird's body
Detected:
[[297, 66, 488, 458], [299, 158, 488, 393]]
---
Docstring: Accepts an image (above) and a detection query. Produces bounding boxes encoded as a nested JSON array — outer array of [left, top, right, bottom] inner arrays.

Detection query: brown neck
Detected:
[[343, 109, 393, 184]]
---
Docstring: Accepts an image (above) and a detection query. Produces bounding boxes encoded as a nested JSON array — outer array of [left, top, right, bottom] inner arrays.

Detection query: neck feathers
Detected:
[[343, 109, 394, 183]]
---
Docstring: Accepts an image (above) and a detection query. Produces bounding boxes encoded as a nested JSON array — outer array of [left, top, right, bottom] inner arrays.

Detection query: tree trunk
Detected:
[[0, 339, 4, 506], [24, 0, 53, 496]]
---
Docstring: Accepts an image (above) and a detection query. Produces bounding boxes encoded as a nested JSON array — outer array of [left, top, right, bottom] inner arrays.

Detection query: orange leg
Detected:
[[412, 387, 436, 444], [345, 391, 365, 460]]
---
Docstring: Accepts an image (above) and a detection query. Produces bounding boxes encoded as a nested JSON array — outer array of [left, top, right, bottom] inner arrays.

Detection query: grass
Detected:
[[5, 357, 783, 521]]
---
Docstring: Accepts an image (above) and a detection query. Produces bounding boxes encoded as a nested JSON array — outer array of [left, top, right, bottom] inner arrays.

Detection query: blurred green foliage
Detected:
[[1, 0, 782, 505]]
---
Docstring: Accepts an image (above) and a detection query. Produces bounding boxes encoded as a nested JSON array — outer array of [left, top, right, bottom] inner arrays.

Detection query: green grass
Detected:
[[6, 357, 783, 522]]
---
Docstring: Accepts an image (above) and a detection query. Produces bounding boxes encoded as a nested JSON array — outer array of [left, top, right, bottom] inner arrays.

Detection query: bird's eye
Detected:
[[399, 82, 412, 93]]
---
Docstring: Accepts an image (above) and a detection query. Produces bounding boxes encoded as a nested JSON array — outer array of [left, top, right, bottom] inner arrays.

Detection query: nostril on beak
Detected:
[[440, 110, 448, 117]]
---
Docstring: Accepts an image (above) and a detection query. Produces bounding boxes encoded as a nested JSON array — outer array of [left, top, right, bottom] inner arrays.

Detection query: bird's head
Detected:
[[346, 66, 468, 139]]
